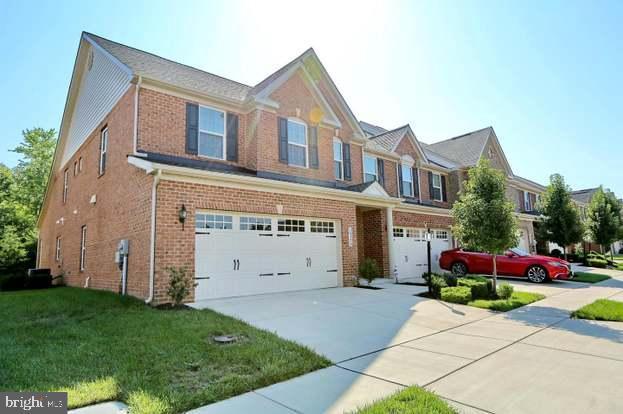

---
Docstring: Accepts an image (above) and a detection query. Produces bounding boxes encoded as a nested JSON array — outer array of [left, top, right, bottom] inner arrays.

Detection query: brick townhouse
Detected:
[[37, 33, 546, 304]]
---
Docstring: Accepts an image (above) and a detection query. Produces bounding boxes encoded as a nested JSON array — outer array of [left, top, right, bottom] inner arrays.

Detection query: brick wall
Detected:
[[38, 86, 152, 298], [360, 209, 389, 277], [153, 181, 360, 303], [394, 211, 454, 229], [419, 169, 450, 208], [381, 159, 398, 197]]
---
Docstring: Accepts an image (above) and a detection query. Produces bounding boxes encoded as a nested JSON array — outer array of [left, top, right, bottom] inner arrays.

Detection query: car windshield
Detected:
[[509, 248, 529, 257]]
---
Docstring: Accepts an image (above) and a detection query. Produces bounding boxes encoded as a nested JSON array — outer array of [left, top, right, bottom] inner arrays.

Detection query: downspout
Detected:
[[146, 169, 161, 304], [133, 76, 146, 157]]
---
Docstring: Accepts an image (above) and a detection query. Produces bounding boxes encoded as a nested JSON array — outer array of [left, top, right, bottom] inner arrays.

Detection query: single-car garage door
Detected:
[[194, 212, 340, 300], [393, 228, 451, 282]]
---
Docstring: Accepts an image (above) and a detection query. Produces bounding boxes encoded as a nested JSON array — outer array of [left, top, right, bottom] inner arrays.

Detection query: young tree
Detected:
[[586, 187, 622, 254], [537, 174, 584, 260], [452, 158, 518, 291]]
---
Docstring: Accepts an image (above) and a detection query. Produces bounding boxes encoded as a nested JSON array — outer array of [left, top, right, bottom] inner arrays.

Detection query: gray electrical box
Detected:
[[115, 239, 130, 263]]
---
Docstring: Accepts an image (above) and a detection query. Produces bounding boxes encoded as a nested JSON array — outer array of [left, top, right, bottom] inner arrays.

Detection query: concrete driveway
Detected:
[[190, 268, 623, 414]]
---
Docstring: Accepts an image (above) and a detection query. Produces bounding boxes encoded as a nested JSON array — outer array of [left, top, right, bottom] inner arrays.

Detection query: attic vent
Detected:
[[87, 50, 94, 71]]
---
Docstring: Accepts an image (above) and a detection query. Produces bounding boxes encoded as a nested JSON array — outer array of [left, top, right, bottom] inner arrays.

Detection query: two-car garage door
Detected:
[[194, 212, 339, 301]]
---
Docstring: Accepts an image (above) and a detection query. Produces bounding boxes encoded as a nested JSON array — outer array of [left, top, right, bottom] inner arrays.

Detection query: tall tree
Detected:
[[586, 187, 622, 254], [452, 158, 518, 291], [537, 174, 584, 260]]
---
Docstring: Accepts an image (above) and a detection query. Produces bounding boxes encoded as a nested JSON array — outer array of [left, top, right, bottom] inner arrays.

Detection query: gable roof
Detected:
[[367, 124, 429, 164], [360, 121, 388, 137], [426, 127, 492, 167], [85, 33, 252, 102]]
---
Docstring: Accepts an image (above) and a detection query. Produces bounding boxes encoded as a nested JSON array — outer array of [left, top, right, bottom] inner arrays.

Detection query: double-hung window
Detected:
[[80, 226, 87, 271], [431, 173, 442, 201], [99, 127, 108, 175], [524, 192, 532, 211], [287, 119, 307, 167], [364, 155, 377, 182], [333, 139, 343, 180], [63, 169, 69, 203], [55, 237, 61, 261], [401, 164, 413, 197], [198, 106, 226, 159]]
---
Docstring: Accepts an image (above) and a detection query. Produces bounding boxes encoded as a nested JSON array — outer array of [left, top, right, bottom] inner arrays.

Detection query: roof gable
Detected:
[[368, 125, 429, 164]]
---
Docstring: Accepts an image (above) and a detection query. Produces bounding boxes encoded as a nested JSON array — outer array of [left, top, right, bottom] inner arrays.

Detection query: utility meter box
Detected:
[[115, 239, 130, 263]]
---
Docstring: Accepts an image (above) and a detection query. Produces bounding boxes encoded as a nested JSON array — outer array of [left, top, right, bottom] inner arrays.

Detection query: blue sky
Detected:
[[1, 0, 621, 195]]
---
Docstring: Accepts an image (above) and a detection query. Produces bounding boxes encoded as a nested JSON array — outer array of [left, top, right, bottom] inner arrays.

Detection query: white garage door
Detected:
[[393, 228, 452, 282], [194, 212, 339, 300]]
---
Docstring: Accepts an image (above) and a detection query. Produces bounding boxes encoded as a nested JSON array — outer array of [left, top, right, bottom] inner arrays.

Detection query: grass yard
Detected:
[[468, 291, 545, 312], [0, 287, 330, 414], [569, 272, 612, 283], [352, 386, 456, 414], [572, 299, 623, 322]]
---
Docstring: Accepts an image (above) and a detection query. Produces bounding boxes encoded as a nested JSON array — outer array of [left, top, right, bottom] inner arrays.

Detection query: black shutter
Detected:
[[309, 126, 319, 169], [278, 117, 288, 164], [185, 103, 199, 155], [226, 113, 239, 162], [343, 143, 351, 181], [377, 159, 385, 186], [397, 164, 403, 196], [428, 171, 434, 200], [441, 175, 447, 202], [413, 167, 419, 197]]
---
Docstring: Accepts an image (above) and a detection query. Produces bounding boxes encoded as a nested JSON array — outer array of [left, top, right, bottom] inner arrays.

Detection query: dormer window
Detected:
[[364, 155, 377, 183], [333, 138, 343, 180], [287, 119, 307, 167], [198, 106, 226, 160]]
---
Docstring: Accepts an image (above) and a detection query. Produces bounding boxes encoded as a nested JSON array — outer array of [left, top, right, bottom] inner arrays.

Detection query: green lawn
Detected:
[[352, 386, 456, 414], [468, 291, 545, 312], [0, 287, 330, 414], [569, 272, 612, 283], [572, 299, 623, 322]]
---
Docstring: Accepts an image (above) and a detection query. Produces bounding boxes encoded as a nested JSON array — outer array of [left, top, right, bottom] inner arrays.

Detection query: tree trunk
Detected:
[[492, 254, 497, 292]]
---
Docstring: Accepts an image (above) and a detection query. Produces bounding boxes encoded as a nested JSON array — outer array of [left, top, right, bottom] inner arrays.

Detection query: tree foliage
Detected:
[[537, 174, 584, 259], [0, 128, 56, 271], [586, 187, 622, 252], [451, 158, 518, 290]]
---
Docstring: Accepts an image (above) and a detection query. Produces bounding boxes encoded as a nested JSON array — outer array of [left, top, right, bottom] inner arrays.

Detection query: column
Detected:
[[386, 207, 396, 281]]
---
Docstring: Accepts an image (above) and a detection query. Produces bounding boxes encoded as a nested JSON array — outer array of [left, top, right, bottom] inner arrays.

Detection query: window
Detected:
[[310, 221, 334, 233], [524, 192, 532, 211], [406, 228, 420, 238], [79, 157, 83, 172], [393, 228, 404, 237], [55, 237, 61, 261], [278, 219, 305, 232], [364, 155, 377, 182], [73, 161, 78, 176], [431, 173, 442, 201], [401, 165, 413, 197], [436, 230, 449, 240], [99, 127, 108, 175], [195, 213, 233, 231], [63, 169, 69, 203], [333, 139, 343, 180], [287, 119, 307, 167], [198, 106, 226, 159], [240, 216, 272, 231], [80, 226, 87, 271]]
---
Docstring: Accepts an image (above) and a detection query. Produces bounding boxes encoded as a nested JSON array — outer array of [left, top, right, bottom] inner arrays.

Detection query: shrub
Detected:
[[429, 274, 448, 299], [0, 273, 26, 291], [442, 273, 457, 287], [458, 277, 489, 299], [166, 266, 195, 306], [359, 258, 380, 285], [497, 283, 514, 300], [440, 286, 472, 304], [587, 258, 607, 268]]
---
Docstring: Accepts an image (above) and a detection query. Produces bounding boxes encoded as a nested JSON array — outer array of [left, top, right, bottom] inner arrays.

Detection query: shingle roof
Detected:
[[85, 32, 252, 102], [247, 48, 313, 97], [425, 127, 493, 167], [421, 147, 458, 169], [571, 188, 598, 204], [360, 121, 388, 137], [368, 125, 410, 152]]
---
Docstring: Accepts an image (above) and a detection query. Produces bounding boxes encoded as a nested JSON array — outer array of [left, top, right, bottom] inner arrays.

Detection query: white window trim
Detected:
[[198, 104, 227, 161], [80, 226, 87, 271], [333, 137, 343, 180], [401, 164, 414, 197], [99, 127, 108, 175], [287, 118, 308, 168], [364, 153, 377, 182], [432, 172, 443, 201], [63, 169, 69, 203], [55, 237, 61, 262]]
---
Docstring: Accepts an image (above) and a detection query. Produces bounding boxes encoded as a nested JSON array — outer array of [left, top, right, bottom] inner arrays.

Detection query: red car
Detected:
[[439, 248, 571, 283]]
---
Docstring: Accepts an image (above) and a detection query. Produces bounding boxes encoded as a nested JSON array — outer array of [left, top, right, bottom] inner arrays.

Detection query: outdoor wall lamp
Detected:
[[179, 204, 187, 230]]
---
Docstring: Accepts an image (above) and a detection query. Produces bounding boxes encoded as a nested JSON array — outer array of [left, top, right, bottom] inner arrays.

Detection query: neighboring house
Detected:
[[37, 33, 546, 304], [570, 188, 622, 254]]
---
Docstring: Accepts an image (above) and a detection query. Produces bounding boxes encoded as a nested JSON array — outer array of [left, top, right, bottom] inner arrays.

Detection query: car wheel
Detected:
[[451, 262, 468, 276], [526, 265, 548, 283]]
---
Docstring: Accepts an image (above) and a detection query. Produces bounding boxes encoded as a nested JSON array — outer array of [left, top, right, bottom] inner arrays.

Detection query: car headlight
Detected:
[[548, 261, 565, 268]]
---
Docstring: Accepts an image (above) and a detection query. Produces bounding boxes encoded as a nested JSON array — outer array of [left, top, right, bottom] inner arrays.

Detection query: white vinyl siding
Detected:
[[61, 43, 132, 168]]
